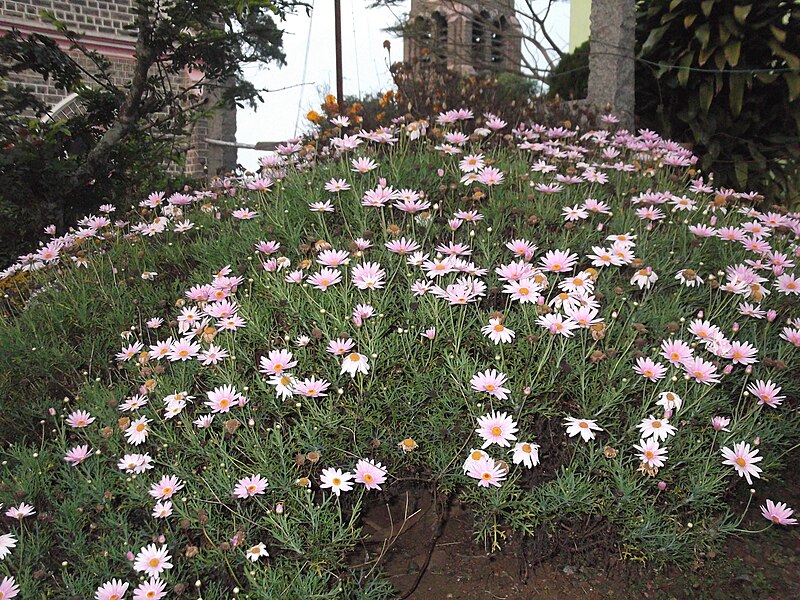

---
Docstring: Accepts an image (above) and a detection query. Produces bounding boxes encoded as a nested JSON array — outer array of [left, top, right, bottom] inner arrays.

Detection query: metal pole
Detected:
[[334, 0, 344, 109]]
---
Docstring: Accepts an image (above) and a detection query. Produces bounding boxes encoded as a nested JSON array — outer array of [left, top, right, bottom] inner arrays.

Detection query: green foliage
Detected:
[[636, 0, 800, 202], [546, 40, 590, 100]]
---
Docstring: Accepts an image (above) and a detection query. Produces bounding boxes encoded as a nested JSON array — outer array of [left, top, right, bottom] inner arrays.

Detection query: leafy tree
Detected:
[[0, 0, 306, 263]]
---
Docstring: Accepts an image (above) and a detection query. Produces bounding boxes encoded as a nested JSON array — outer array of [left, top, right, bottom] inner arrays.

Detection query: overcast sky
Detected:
[[237, 1, 569, 171]]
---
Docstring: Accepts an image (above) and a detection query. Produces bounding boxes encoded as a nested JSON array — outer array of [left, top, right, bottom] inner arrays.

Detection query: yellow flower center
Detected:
[[573, 278, 583, 286], [579, 422, 588, 428], [349, 353, 361, 362], [280, 376, 291, 386], [485, 384, 495, 391], [519, 287, 529, 295], [136, 423, 145, 432], [491, 426, 502, 436], [735, 457, 747, 467], [645, 451, 654, 459], [363, 473, 374, 483], [219, 399, 230, 408], [652, 421, 661, 429], [149, 557, 160, 567], [332, 478, 341, 486], [522, 444, 532, 453], [179, 350, 189, 357], [552, 263, 562, 270], [493, 324, 505, 332], [471, 451, 483, 460], [273, 363, 283, 371], [162, 487, 171, 495], [247, 485, 256, 493], [481, 472, 492, 480]]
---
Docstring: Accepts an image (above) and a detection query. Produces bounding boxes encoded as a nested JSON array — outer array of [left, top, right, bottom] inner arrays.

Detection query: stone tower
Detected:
[[0, 0, 237, 176], [404, 0, 522, 74]]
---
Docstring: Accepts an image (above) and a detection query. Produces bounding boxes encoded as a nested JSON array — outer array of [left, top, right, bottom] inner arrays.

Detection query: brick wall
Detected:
[[0, 0, 237, 176]]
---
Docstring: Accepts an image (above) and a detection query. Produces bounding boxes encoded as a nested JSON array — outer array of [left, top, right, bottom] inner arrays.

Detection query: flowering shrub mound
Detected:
[[0, 110, 799, 598]]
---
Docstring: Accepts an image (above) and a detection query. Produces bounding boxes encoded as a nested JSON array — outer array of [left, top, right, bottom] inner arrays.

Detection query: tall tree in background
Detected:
[[587, 0, 635, 128]]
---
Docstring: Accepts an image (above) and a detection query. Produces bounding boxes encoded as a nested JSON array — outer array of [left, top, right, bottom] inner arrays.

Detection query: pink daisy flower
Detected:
[[95, 579, 129, 600], [258, 349, 298, 375], [385, 237, 420, 255], [633, 357, 668, 382], [152, 500, 173, 519], [536, 313, 580, 337], [327, 337, 355, 356], [324, 178, 351, 193], [470, 369, 511, 400], [66, 409, 95, 428], [292, 376, 330, 398], [205, 384, 245, 413], [475, 410, 519, 449], [505, 239, 537, 261], [721, 442, 763, 485], [167, 338, 201, 361], [747, 379, 785, 408], [351, 262, 386, 290], [633, 438, 668, 469], [711, 416, 731, 431], [539, 249, 579, 273], [761, 500, 798, 525], [132, 578, 167, 600], [308, 268, 342, 291], [682, 356, 721, 385], [726, 340, 758, 365], [5, 503, 35, 520], [776, 273, 800, 295], [502, 278, 543, 303], [64, 444, 92, 466], [149, 474, 184, 500], [317, 249, 350, 268], [234, 474, 269, 499], [660, 339, 693, 367], [124, 416, 151, 445], [354, 459, 387, 490], [780, 326, 800, 347], [0, 577, 20, 600], [466, 456, 508, 487], [133, 543, 173, 578]]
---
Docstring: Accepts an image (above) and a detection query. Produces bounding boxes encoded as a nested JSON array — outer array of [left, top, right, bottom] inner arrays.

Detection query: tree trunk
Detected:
[[587, 0, 635, 130], [68, 1, 156, 192]]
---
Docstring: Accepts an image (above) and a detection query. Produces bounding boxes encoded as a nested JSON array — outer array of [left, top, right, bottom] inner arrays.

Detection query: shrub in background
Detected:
[[636, 0, 800, 203]]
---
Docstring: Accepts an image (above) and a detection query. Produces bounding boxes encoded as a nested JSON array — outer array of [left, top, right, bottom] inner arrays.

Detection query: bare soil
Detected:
[[354, 469, 800, 600]]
